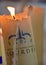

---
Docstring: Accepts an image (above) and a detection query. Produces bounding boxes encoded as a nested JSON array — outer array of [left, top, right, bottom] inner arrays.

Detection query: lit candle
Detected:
[[7, 6, 38, 65]]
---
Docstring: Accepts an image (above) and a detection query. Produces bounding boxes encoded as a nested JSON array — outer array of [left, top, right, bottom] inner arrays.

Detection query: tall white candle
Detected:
[[0, 23, 7, 65], [7, 6, 38, 65]]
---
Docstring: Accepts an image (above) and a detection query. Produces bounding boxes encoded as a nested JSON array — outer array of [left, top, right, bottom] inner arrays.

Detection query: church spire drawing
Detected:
[[8, 26, 31, 43]]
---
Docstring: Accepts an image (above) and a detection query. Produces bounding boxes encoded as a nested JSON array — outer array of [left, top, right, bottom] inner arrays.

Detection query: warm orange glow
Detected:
[[7, 6, 15, 18], [0, 28, 2, 34]]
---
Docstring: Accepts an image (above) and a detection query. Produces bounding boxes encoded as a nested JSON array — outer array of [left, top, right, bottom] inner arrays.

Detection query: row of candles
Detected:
[[0, 5, 44, 65]]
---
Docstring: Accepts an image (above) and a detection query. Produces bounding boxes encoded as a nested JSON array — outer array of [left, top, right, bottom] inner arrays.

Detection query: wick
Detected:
[[13, 16, 15, 20]]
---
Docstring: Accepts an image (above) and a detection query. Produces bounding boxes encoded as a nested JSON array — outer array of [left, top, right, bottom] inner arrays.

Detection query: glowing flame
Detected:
[[7, 6, 15, 18]]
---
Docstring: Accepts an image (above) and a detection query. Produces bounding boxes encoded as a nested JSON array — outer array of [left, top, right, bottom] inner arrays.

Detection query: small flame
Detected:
[[7, 6, 15, 18]]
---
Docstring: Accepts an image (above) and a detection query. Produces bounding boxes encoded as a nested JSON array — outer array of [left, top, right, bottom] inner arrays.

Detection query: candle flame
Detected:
[[7, 6, 15, 18]]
